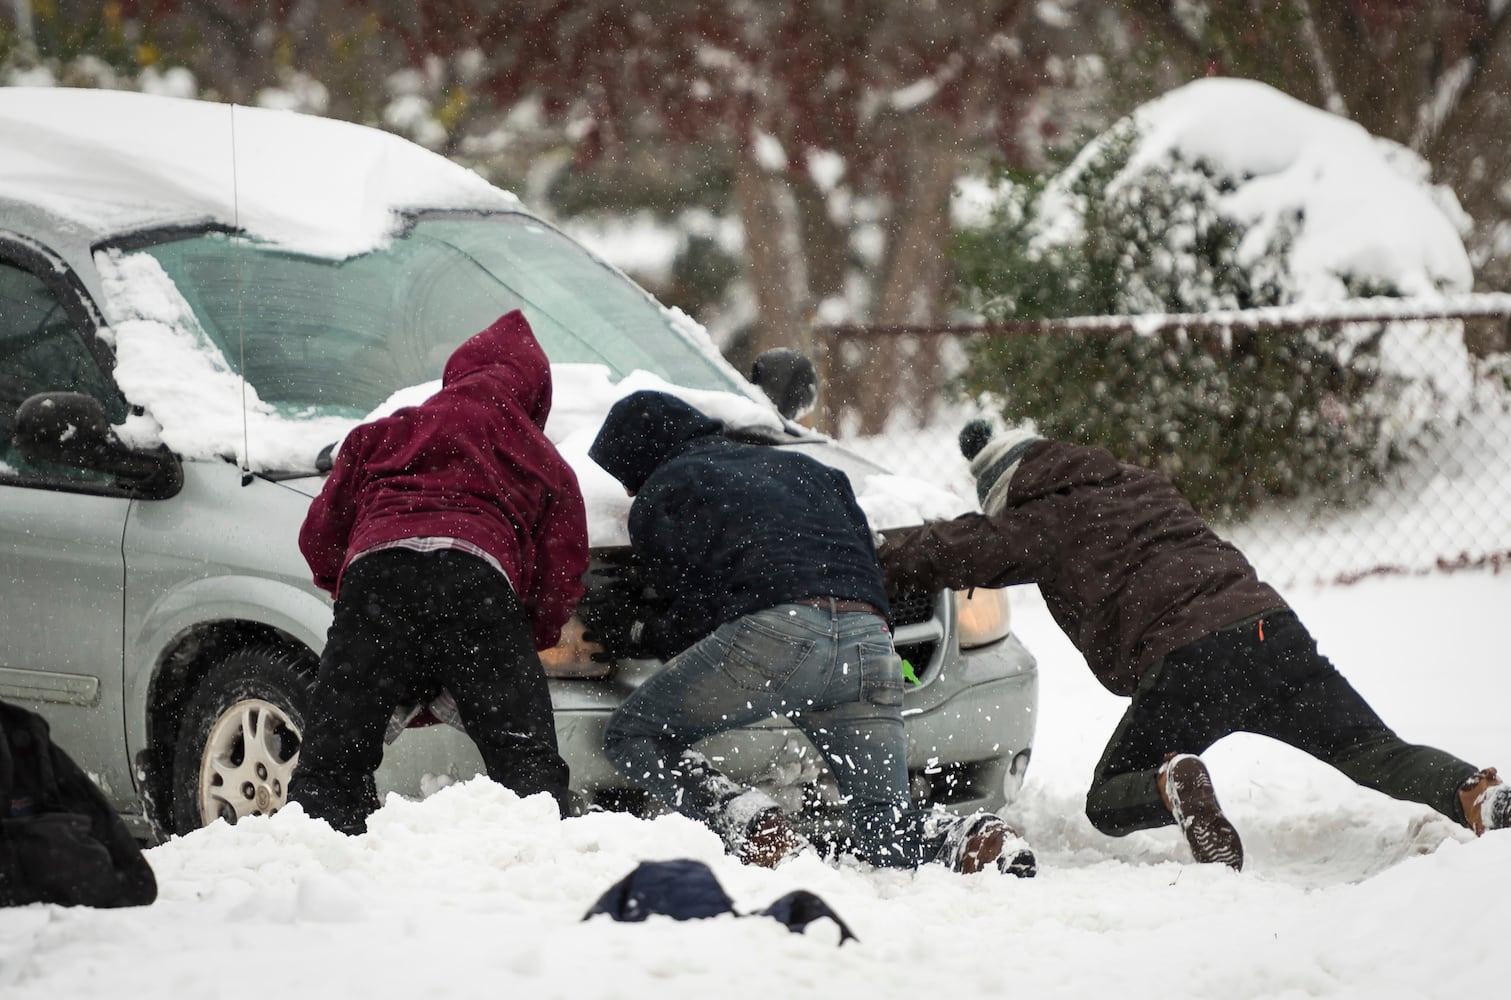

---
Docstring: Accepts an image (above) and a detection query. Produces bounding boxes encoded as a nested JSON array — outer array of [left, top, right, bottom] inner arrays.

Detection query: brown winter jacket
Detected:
[[878, 440, 1284, 696]]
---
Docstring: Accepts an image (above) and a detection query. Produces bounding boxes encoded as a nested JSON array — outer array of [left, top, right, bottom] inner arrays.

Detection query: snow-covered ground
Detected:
[[2, 567, 1506, 999]]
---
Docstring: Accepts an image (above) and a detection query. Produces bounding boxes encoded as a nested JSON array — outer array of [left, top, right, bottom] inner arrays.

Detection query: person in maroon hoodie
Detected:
[[289, 310, 588, 834]]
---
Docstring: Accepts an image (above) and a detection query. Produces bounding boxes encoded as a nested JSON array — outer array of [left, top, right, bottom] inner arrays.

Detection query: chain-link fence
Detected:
[[813, 301, 1511, 589]]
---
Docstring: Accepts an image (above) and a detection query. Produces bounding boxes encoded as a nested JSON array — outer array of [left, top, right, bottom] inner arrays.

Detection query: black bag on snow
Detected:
[[0, 699, 157, 908]]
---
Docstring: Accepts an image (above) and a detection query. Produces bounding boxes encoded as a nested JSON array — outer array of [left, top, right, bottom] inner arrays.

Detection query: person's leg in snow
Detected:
[[429, 550, 570, 817], [1086, 609, 1499, 866], [1084, 635, 1238, 844], [291, 549, 571, 833], [780, 606, 922, 867], [780, 605, 1027, 871], [1236, 611, 1488, 830], [602, 606, 821, 866], [1085, 614, 1297, 867], [603, 602, 1023, 872], [290, 550, 433, 834]]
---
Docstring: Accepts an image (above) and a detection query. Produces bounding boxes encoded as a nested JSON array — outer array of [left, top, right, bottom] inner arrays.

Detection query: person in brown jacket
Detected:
[[878, 420, 1510, 870]]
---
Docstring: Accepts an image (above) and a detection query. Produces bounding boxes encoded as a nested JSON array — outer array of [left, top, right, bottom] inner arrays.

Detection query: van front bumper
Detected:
[[375, 632, 1038, 819]]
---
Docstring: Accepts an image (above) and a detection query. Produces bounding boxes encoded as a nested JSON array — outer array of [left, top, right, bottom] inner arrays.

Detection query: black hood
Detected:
[[590, 390, 724, 494]]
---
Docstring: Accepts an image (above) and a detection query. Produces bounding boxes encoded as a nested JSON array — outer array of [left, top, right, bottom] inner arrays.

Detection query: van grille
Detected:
[[889, 590, 937, 627], [890, 590, 941, 685]]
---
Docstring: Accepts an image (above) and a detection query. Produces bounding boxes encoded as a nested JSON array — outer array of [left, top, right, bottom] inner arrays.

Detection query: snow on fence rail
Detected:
[[815, 293, 1511, 338], [813, 298, 1511, 588]]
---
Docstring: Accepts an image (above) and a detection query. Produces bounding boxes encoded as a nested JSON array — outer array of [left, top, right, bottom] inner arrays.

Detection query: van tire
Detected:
[[171, 645, 317, 835]]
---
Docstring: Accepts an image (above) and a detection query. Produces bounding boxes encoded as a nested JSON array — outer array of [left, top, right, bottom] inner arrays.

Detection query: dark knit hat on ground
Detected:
[[959, 419, 1042, 516]]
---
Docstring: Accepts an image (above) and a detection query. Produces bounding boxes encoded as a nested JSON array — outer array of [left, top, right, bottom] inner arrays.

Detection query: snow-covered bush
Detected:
[[955, 78, 1475, 519]]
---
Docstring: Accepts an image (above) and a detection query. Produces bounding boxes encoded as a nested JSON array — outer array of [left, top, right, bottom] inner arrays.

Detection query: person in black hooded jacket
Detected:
[[585, 391, 1027, 874]]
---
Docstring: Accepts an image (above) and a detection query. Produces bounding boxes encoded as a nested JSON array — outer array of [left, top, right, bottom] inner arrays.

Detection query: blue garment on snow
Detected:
[[582, 858, 857, 943]]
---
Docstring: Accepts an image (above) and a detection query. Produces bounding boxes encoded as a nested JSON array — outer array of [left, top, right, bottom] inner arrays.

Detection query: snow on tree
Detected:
[[1123, 0, 1511, 313], [955, 77, 1476, 519]]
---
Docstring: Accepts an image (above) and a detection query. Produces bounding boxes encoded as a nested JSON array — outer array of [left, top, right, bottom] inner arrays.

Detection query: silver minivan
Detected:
[[0, 87, 1037, 842]]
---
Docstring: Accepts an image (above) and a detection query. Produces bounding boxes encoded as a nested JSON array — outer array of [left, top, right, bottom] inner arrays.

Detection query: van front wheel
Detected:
[[171, 645, 316, 835]]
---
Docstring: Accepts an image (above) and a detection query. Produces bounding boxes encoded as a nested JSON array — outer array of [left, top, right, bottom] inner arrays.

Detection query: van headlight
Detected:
[[953, 587, 1012, 649]]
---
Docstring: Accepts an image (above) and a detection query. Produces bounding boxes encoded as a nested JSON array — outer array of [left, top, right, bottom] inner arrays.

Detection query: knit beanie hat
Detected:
[[959, 419, 1042, 516]]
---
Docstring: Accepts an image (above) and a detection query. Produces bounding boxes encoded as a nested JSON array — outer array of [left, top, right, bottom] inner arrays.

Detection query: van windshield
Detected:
[[134, 213, 748, 417]]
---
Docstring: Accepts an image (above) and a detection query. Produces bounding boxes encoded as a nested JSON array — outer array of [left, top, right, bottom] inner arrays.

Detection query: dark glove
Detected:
[[577, 563, 653, 662]]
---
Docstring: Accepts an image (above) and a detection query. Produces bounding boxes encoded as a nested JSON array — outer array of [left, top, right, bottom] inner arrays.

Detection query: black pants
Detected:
[[1086, 609, 1479, 836], [289, 548, 570, 834]]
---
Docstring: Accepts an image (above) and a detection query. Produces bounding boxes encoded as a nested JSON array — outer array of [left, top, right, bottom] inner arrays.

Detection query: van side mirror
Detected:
[[316, 441, 337, 473], [750, 348, 818, 421], [14, 391, 182, 499]]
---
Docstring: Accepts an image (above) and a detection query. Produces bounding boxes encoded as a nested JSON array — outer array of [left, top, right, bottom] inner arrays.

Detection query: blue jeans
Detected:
[[603, 602, 934, 867]]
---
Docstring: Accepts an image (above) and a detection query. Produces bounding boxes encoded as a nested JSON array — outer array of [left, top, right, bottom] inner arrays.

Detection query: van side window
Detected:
[[0, 260, 117, 480]]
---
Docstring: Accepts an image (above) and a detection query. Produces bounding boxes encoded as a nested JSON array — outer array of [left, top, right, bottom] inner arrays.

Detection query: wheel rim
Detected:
[[197, 698, 302, 826]]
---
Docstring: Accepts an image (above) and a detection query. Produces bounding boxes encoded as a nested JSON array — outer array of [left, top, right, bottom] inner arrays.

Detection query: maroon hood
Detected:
[[442, 310, 552, 428]]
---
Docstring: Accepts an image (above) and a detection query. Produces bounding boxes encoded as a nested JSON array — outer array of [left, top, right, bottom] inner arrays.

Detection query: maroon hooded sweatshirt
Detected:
[[298, 310, 588, 651]]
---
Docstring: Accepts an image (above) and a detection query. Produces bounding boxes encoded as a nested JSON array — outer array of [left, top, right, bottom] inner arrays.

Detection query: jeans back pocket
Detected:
[[857, 641, 905, 708], [718, 614, 818, 692]]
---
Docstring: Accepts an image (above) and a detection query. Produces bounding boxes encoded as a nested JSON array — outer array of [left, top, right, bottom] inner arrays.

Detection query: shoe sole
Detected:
[[1000, 848, 1037, 878], [1483, 784, 1511, 834], [1167, 756, 1244, 871]]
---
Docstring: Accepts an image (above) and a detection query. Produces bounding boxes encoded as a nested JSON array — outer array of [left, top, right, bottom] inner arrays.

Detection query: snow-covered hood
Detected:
[[277, 427, 966, 549], [275, 363, 969, 547]]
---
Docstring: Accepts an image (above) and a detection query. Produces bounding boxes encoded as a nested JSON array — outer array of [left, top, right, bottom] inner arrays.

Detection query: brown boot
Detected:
[[947, 814, 1009, 874], [1458, 767, 1511, 836], [1158, 754, 1244, 871], [737, 808, 808, 868]]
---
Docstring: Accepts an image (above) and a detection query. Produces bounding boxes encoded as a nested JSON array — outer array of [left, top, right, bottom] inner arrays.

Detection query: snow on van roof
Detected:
[[0, 87, 515, 257]]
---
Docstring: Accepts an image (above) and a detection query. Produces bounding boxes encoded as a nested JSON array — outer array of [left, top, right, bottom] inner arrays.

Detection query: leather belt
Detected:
[[792, 596, 886, 618]]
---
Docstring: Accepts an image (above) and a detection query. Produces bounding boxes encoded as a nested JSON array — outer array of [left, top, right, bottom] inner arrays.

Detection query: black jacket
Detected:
[[879, 440, 1283, 697], [591, 391, 889, 659]]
